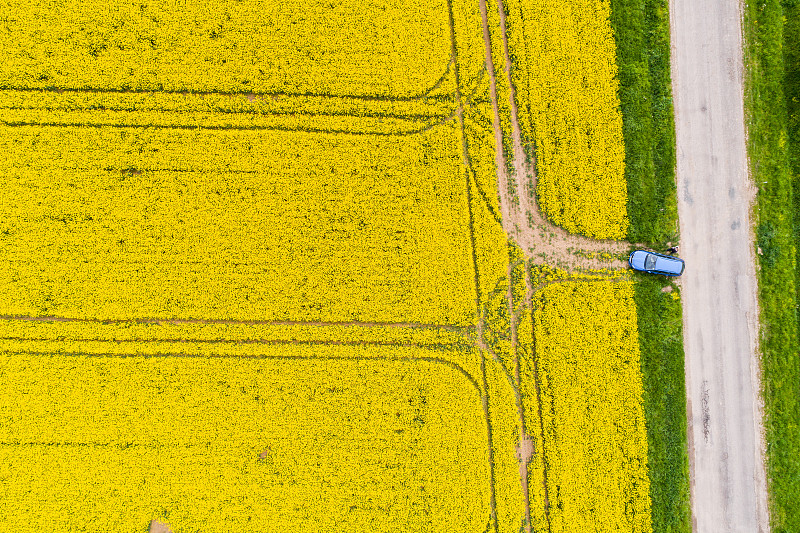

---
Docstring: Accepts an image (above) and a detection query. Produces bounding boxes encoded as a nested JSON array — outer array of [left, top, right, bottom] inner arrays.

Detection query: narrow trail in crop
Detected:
[[148, 520, 173, 533], [507, 260, 534, 533], [474, 3, 635, 527], [522, 264, 551, 533], [479, 0, 631, 272], [0, 314, 467, 331]]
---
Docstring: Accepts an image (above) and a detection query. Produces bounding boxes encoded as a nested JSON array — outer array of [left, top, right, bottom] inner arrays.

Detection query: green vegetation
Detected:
[[633, 276, 692, 533], [742, 0, 800, 530], [609, 1, 691, 529], [610, 0, 678, 245]]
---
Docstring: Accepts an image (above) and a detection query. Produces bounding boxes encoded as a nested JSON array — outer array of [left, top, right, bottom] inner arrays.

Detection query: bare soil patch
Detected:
[[148, 520, 173, 533]]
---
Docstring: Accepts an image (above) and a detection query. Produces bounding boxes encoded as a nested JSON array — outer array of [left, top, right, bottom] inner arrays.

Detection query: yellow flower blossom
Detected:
[[0, 0, 455, 98], [0, 121, 475, 325], [504, 0, 629, 239], [527, 279, 652, 532], [0, 0, 652, 530], [0, 348, 491, 532]]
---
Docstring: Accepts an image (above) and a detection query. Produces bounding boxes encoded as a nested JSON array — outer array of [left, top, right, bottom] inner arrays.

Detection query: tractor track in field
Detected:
[[476, 260, 631, 533], [507, 260, 534, 533], [506, 269, 631, 533], [0, 314, 468, 331], [521, 263, 550, 533], [7, 61, 456, 103], [479, 0, 632, 273], [474, 0, 641, 529]]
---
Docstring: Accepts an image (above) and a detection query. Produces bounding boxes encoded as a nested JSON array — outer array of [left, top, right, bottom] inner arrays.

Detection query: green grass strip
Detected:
[[612, 0, 691, 529], [634, 276, 692, 533], [610, 0, 678, 245], [742, 0, 800, 530]]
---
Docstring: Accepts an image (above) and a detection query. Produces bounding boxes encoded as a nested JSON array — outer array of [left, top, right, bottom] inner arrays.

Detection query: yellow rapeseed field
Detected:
[[525, 279, 652, 533], [0, 349, 491, 531], [0, 0, 653, 531], [1, 119, 476, 324], [504, 0, 629, 239], [0, 0, 455, 98]]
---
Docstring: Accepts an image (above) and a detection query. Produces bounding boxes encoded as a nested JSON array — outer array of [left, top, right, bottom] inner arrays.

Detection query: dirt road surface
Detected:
[[478, 0, 629, 272], [669, 0, 770, 531]]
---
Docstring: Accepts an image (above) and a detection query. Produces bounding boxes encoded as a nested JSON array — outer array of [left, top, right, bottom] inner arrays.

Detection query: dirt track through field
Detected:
[[479, 0, 631, 272], [669, 0, 770, 531], [475, 1, 637, 529]]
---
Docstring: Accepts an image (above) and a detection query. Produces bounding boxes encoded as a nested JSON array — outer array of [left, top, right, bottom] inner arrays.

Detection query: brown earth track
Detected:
[[522, 263, 551, 533], [471, 1, 674, 528], [475, 260, 627, 532], [474, 0, 637, 526], [0, 314, 468, 332], [480, 0, 633, 272], [148, 520, 173, 533], [507, 260, 534, 533]]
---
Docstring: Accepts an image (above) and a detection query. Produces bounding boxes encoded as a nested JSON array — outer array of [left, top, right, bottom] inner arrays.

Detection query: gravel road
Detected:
[[669, 0, 771, 531]]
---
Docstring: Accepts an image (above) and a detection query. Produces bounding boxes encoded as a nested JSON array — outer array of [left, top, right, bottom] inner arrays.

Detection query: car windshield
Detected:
[[644, 254, 657, 270]]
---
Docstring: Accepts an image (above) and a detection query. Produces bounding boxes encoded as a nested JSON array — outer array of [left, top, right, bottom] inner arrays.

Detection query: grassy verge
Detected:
[[633, 276, 692, 533], [611, 0, 692, 533], [610, 1, 692, 530], [742, 0, 800, 530], [610, 0, 678, 246]]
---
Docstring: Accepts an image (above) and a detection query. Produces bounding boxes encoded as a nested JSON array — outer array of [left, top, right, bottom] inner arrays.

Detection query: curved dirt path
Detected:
[[475, 2, 637, 530], [669, 0, 770, 531], [478, 0, 631, 272]]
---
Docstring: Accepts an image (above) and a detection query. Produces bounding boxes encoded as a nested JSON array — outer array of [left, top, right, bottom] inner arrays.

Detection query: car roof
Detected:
[[629, 250, 648, 270], [629, 250, 684, 275], [653, 254, 684, 274]]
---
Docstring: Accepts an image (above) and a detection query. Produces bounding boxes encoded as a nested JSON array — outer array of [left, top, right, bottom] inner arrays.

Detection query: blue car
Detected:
[[629, 250, 685, 276]]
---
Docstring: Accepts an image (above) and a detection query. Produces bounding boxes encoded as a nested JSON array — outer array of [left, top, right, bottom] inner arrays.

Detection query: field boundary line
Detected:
[[470, 166, 504, 225], [523, 263, 550, 533], [508, 258, 533, 533], [445, 0, 501, 529], [6, 350, 484, 396], [479, 263, 522, 387], [0, 106, 450, 122], [446, 0, 482, 322], [0, 315, 468, 331], [478, 349, 501, 533], [0, 119, 456, 137], [0, 73, 457, 103], [0, 336, 474, 349]]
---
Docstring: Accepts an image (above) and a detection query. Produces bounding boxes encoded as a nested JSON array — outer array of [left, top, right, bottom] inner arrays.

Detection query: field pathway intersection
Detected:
[[478, 0, 633, 273]]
